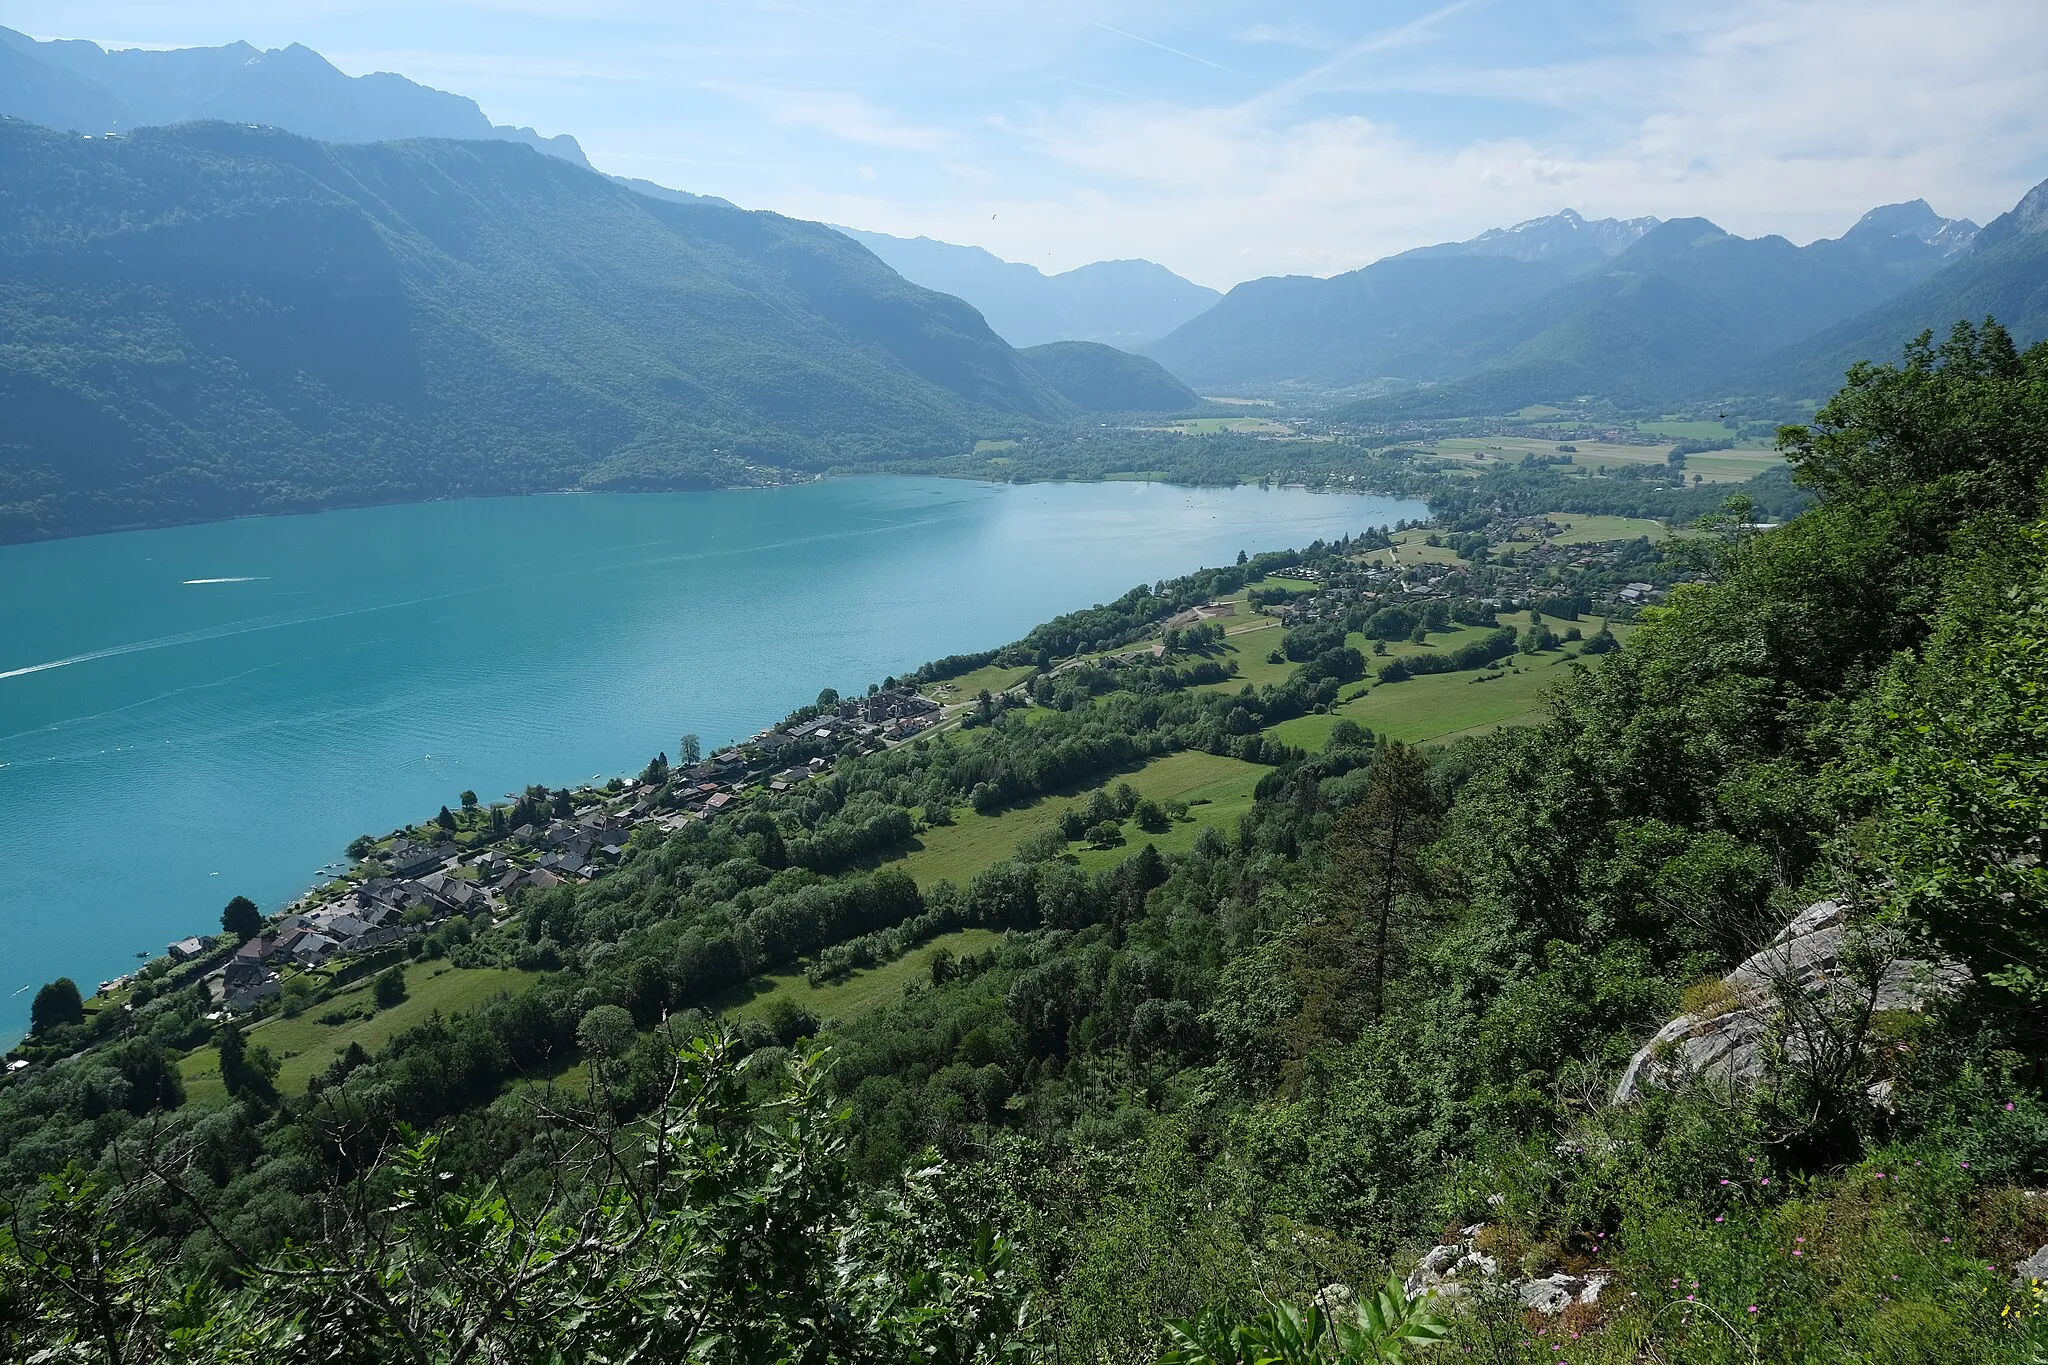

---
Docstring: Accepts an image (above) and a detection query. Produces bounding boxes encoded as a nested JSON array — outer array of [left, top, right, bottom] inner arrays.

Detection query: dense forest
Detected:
[[4, 321, 2047, 1361]]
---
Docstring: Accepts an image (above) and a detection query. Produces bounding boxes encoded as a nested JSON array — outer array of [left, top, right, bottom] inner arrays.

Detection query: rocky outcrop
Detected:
[[1404, 1224, 1609, 1316], [1613, 901, 1969, 1104]]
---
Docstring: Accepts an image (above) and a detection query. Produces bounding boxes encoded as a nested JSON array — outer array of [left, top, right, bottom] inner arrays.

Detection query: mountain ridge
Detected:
[[0, 118, 1127, 542], [837, 228, 1221, 350], [0, 26, 592, 167]]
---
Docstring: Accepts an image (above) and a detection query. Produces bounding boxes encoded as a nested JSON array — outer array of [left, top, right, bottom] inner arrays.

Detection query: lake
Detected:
[[0, 477, 1425, 1040]]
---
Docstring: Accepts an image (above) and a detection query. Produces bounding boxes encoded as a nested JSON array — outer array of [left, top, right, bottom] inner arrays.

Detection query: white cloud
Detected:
[[805, 0, 2048, 286]]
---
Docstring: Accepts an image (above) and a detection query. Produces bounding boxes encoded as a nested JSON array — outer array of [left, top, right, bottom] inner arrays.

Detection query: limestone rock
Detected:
[[1613, 901, 1969, 1104]]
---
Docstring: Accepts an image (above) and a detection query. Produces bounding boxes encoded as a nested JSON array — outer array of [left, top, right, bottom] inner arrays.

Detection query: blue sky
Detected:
[[7, 0, 2046, 286]]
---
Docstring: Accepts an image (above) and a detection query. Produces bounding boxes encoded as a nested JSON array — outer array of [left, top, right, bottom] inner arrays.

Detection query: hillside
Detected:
[[1143, 253, 1571, 390], [1017, 341, 1200, 413], [1753, 178, 2048, 401], [839, 228, 1220, 348], [6, 324, 2048, 1361], [1334, 216, 1938, 418], [1152, 202, 1980, 410], [0, 27, 589, 165], [0, 119, 1078, 542]]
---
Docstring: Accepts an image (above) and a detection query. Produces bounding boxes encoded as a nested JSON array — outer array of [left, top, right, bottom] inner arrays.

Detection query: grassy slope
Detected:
[[886, 750, 1266, 890], [722, 928, 1005, 1027], [179, 963, 539, 1103]]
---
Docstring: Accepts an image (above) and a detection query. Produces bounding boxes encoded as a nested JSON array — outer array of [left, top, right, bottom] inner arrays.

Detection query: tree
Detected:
[[221, 895, 263, 942], [460, 790, 479, 811], [346, 834, 377, 860], [817, 687, 841, 709], [577, 1004, 639, 1071], [373, 965, 408, 1009], [2, 1038, 1035, 1363], [216, 1021, 278, 1104], [29, 977, 84, 1034], [1324, 741, 1441, 1023], [679, 733, 701, 766], [437, 805, 458, 832]]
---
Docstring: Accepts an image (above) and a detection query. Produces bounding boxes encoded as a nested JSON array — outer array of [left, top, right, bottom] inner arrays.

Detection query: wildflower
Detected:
[[2007, 1102, 2015, 1111], [1747, 1306, 1758, 1313]]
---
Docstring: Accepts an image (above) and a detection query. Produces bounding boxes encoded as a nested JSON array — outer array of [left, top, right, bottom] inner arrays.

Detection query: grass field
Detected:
[[884, 750, 1266, 890], [1262, 610, 1633, 751], [178, 962, 539, 1103], [1637, 420, 1770, 445], [722, 927, 1004, 1027], [1245, 576, 1319, 593], [1427, 436, 1781, 484], [1268, 651, 1578, 749], [1194, 624, 1294, 692], [1541, 514, 1672, 544], [923, 662, 1036, 703]]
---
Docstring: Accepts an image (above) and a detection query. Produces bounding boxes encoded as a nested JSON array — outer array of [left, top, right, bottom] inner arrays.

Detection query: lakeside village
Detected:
[[36, 687, 948, 1045], [11, 507, 1687, 1069]]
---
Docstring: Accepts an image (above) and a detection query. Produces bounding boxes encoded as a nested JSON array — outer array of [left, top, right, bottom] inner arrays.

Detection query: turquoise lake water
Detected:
[[0, 477, 1425, 1040]]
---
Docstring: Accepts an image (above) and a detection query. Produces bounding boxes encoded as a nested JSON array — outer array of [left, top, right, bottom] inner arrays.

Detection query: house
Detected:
[[165, 936, 207, 961], [384, 841, 440, 876], [223, 974, 281, 1013]]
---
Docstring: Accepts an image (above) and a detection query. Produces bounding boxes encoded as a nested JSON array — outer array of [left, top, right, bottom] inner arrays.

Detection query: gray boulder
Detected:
[[1613, 901, 1968, 1104]]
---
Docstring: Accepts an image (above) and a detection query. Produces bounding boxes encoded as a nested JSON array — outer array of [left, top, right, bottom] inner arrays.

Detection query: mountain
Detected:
[[1394, 207, 1660, 270], [613, 176, 736, 209], [1153, 201, 1985, 416], [1143, 210, 1654, 391], [1141, 254, 1573, 390], [837, 229, 1220, 349], [1017, 342, 1199, 413], [0, 27, 590, 166], [1801, 199, 1979, 288], [1753, 178, 2048, 401], [0, 119, 1083, 542]]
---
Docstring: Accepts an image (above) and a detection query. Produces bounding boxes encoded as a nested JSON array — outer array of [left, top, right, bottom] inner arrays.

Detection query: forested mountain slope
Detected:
[[1151, 200, 1982, 411], [0, 118, 1085, 541], [1753, 180, 2048, 401], [1017, 341, 1200, 413], [1333, 214, 1954, 418]]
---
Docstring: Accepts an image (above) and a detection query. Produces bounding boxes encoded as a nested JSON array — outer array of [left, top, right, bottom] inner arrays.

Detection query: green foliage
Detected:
[[1160, 1278, 1449, 1364], [220, 895, 262, 942], [29, 978, 83, 1035], [371, 965, 408, 1009], [0, 1036, 1037, 1363]]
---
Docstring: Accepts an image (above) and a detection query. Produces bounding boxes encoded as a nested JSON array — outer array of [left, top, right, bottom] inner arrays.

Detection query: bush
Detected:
[[372, 966, 408, 1009]]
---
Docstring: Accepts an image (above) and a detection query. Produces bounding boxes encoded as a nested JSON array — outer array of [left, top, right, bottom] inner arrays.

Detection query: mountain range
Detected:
[[0, 119, 1195, 543], [837, 229, 1221, 349], [1146, 201, 1997, 411], [0, 26, 590, 166]]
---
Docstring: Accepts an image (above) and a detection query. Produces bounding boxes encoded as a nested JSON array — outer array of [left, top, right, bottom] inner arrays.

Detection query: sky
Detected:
[[6, 0, 2047, 288]]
